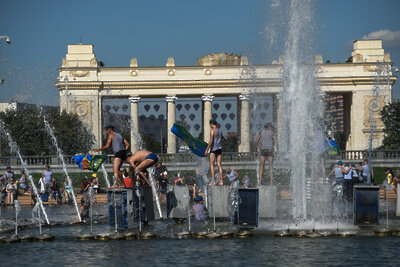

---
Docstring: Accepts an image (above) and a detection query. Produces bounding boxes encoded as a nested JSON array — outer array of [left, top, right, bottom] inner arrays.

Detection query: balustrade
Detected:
[[0, 150, 398, 169]]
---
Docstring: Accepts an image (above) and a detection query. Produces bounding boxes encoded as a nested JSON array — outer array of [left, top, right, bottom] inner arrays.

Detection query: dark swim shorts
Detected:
[[114, 150, 127, 160], [261, 148, 274, 157], [211, 149, 222, 156], [145, 152, 159, 164]]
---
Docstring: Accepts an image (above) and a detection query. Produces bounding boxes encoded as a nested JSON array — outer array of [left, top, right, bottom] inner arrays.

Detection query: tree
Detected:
[[46, 109, 95, 155], [142, 133, 161, 153], [0, 108, 49, 155], [380, 101, 400, 149], [0, 108, 94, 156]]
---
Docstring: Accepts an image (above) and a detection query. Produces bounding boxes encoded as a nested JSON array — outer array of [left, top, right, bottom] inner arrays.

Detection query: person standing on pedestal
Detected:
[[255, 123, 277, 185], [93, 125, 130, 188], [204, 119, 223, 186]]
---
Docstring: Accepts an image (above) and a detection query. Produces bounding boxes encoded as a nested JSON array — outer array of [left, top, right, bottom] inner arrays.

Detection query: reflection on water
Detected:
[[2, 236, 400, 266]]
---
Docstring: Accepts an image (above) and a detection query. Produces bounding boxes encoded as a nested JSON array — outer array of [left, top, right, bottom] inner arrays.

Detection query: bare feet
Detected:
[[218, 182, 224, 186]]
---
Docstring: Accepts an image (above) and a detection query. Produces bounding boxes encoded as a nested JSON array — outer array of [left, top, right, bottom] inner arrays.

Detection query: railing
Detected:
[[333, 150, 400, 161], [0, 150, 399, 169]]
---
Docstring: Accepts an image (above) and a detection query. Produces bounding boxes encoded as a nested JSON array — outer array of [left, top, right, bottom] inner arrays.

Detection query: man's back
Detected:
[[259, 129, 274, 150], [211, 128, 222, 151], [111, 132, 125, 154]]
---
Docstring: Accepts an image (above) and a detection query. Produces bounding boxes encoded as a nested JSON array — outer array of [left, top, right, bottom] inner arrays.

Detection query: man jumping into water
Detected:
[[125, 150, 159, 185], [93, 125, 129, 188]]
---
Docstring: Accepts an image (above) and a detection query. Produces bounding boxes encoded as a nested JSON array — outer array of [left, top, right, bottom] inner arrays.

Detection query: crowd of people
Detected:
[[1, 122, 398, 224], [0, 166, 31, 206], [328, 159, 400, 201]]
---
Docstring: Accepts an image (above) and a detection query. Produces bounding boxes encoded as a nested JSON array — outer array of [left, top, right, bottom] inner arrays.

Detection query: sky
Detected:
[[0, 0, 399, 106]]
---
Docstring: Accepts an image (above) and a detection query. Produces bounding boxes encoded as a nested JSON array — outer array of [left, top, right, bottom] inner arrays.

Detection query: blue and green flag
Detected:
[[73, 154, 108, 172], [325, 137, 339, 156], [171, 123, 208, 157]]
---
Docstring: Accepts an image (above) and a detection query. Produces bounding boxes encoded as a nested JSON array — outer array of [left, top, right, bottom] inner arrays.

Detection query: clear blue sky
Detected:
[[0, 0, 399, 105]]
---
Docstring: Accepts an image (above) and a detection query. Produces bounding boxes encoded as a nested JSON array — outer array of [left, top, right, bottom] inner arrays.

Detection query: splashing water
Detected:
[[88, 186, 95, 233], [183, 188, 191, 232], [148, 168, 163, 219], [87, 120, 111, 188], [266, 0, 324, 220], [101, 164, 111, 188], [32, 202, 42, 235], [14, 200, 21, 235], [366, 62, 392, 184], [0, 120, 50, 224], [42, 116, 81, 221]]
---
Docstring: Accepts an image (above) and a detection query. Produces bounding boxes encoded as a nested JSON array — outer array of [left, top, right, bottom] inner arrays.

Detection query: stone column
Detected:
[[166, 96, 178, 154], [238, 94, 250, 152], [129, 97, 141, 152], [202, 95, 214, 143]]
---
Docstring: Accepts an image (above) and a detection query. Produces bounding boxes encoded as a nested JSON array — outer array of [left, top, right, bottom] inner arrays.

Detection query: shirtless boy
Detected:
[[125, 150, 159, 185]]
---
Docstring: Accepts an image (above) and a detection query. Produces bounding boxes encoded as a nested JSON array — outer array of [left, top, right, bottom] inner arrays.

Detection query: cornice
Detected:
[[56, 76, 396, 91]]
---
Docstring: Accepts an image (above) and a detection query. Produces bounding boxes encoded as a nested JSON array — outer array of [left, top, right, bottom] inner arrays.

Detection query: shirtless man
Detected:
[[125, 150, 159, 185], [93, 125, 129, 188]]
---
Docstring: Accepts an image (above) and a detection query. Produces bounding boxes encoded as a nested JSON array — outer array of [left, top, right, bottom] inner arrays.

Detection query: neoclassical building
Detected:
[[57, 39, 396, 153]]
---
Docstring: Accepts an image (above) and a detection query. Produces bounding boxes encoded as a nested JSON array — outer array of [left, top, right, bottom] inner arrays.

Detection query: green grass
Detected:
[[372, 167, 398, 185]]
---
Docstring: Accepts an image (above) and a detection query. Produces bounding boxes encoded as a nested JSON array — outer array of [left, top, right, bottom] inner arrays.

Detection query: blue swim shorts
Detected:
[[145, 152, 158, 164]]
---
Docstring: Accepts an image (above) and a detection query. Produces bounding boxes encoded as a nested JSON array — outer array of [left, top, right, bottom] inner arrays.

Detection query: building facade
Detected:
[[56, 40, 396, 153]]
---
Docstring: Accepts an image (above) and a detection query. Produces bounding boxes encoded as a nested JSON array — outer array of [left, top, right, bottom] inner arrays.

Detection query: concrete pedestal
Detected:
[[126, 187, 155, 229], [167, 185, 190, 219], [107, 189, 128, 229], [257, 185, 277, 218], [354, 185, 380, 225], [234, 188, 259, 228], [208, 185, 230, 218]]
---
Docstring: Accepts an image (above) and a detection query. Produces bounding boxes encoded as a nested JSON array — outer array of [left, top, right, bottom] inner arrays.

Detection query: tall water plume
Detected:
[[43, 116, 81, 221], [264, 0, 324, 219]]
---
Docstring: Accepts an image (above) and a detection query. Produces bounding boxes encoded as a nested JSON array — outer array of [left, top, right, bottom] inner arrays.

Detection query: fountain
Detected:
[[101, 164, 111, 188], [148, 168, 163, 219], [32, 202, 42, 235], [0, 120, 50, 225], [14, 199, 20, 235], [279, 0, 324, 221], [42, 116, 81, 221], [1, 2, 400, 266]]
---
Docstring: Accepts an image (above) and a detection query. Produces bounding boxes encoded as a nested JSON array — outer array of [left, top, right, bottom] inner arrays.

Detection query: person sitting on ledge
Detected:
[[6, 178, 17, 205], [125, 150, 159, 186], [193, 195, 206, 221]]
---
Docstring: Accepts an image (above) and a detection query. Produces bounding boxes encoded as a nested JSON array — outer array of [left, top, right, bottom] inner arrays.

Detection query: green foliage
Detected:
[[0, 108, 49, 155], [0, 108, 94, 156], [46, 109, 94, 155], [380, 101, 400, 149], [142, 133, 161, 153]]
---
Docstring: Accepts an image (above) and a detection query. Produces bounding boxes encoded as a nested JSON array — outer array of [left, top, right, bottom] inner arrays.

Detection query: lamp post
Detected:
[[0, 35, 11, 156], [0, 35, 11, 44]]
